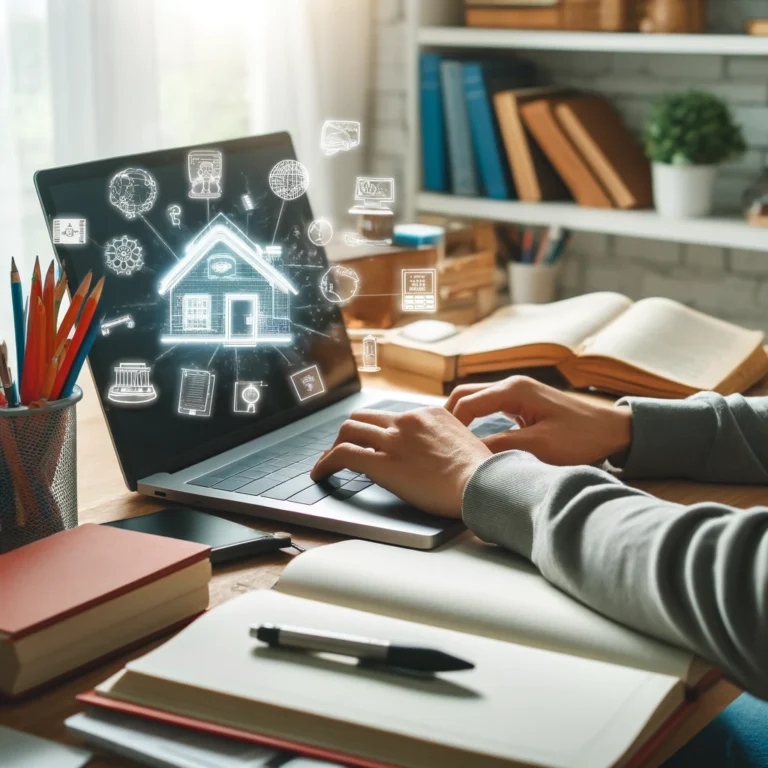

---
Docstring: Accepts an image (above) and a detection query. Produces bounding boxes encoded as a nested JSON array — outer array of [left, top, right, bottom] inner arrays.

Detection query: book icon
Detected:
[[178, 368, 216, 418]]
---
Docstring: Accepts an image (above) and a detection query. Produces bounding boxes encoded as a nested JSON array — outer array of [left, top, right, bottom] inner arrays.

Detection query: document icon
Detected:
[[290, 365, 325, 403], [52, 218, 87, 245], [178, 368, 216, 417]]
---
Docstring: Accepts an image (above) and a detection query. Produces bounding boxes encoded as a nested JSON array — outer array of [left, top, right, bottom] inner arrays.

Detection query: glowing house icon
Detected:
[[158, 213, 299, 346]]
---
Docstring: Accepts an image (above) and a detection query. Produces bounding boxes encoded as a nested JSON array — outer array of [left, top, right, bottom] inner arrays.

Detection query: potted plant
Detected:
[[643, 90, 746, 218]]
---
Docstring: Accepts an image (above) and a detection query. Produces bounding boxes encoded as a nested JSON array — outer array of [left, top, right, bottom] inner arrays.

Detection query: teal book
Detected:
[[440, 60, 479, 197], [420, 53, 448, 192]]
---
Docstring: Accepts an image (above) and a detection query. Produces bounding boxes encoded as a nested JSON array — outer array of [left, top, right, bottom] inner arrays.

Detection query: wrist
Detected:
[[605, 404, 632, 466]]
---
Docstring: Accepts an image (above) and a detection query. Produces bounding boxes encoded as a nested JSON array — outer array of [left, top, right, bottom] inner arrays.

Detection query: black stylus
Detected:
[[251, 623, 474, 673]]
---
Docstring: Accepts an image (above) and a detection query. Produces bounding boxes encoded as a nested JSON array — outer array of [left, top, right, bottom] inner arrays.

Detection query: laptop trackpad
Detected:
[[342, 484, 448, 526]]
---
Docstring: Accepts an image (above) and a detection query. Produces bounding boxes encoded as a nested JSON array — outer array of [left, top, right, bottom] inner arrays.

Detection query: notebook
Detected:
[[0, 523, 211, 696]]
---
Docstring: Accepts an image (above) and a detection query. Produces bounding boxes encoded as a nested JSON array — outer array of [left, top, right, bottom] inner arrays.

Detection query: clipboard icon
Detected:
[[178, 368, 216, 418]]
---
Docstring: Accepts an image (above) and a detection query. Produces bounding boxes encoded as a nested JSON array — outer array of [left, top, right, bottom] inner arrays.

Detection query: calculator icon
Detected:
[[401, 269, 437, 313]]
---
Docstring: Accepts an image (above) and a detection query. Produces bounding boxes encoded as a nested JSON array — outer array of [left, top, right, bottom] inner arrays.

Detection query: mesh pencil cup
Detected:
[[0, 387, 82, 554]]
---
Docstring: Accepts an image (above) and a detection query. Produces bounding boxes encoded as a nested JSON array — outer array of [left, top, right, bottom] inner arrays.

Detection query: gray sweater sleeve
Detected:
[[462, 393, 768, 699]]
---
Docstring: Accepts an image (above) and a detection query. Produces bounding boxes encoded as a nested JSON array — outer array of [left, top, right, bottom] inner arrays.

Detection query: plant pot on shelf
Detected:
[[651, 163, 717, 219]]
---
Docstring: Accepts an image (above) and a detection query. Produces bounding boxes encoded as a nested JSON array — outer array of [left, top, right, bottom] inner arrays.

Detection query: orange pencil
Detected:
[[54, 271, 91, 351], [21, 297, 45, 405], [43, 261, 55, 363], [36, 300, 47, 402], [54, 271, 67, 325], [41, 355, 59, 401], [20, 262, 42, 403], [51, 277, 104, 400]]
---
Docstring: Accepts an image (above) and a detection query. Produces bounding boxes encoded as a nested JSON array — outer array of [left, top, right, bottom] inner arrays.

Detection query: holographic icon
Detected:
[[100, 314, 135, 336], [105, 235, 144, 276], [320, 265, 360, 305], [167, 204, 182, 227], [178, 368, 216, 418], [308, 218, 333, 246], [158, 212, 298, 346], [349, 176, 395, 215], [268, 159, 310, 201], [241, 194, 255, 211], [290, 365, 325, 402], [108, 168, 158, 219], [321, 120, 362, 156], [233, 381, 261, 414], [107, 362, 157, 406], [359, 334, 381, 373], [402, 268, 437, 313], [343, 232, 392, 248], [188, 150, 223, 199], [52, 218, 87, 245]]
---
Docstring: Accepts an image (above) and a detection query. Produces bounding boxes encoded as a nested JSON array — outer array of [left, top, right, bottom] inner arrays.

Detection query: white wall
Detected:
[[370, 0, 768, 331]]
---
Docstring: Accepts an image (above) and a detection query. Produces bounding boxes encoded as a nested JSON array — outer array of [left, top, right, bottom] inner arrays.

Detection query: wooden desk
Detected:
[[1, 370, 758, 767]]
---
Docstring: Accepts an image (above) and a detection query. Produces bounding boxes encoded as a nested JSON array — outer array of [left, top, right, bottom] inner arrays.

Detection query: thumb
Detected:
[[482, 427, 543, 457]]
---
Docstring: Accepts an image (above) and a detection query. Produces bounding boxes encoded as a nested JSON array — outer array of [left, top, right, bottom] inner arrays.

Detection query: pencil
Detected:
[[0, 342, 19, 407], [41, 356, 59, 401], [51, 277, 104, 400], [54, 270, 67, 326], [10, 258, 25, 385], [43, 261, 55, 363], [59, 313, 103, 398], [54, 271, 91, 351], [534, 229, 552, 264], [20, 265, 40, 406], [521, 229, 535, 264]]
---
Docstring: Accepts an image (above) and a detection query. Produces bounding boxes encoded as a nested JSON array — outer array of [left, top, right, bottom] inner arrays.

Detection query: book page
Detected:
[[391, 292, 632, 358], [104, 590, 682, 768], [276, 537, 696, 682], [582, 298, 764, 390]]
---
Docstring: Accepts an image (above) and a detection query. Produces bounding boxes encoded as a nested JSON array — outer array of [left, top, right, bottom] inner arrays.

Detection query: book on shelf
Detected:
[[746, 18, 768, 35], [380, 292, 768, 398], [465, 0, 559, 5], [0, 523, 211, 697], [420, 53, 449, 193], [80, 535, 729, 768], [521, 97, 615, 208], [493, 85, 573, 202], [555, 96, 652, 210], [466, 5, 562, 28], [441, 60, 480, 197]]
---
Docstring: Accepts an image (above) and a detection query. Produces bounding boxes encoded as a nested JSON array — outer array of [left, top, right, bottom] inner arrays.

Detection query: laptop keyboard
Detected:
[[186, 400, 517, 506]]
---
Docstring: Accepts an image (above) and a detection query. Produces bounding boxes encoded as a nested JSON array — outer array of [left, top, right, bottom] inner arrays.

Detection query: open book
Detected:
[[83, 537, 723, 768], [381, 292, 768, 398]]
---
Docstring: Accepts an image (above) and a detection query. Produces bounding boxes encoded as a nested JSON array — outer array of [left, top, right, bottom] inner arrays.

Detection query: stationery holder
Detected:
[[0, 387, 82, 554], [508, 262, 561, 305]]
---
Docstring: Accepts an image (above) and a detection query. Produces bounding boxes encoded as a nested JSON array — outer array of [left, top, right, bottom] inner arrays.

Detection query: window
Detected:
[[182, 294, 211, 331]]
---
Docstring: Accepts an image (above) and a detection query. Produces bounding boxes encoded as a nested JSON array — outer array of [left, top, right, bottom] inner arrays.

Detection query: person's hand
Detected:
[[445, 376, 632, 467], [310, 407, 492, 518]]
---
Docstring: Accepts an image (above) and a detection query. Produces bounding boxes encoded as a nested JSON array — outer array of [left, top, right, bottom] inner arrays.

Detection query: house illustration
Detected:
[[158, 213, 298, 346]]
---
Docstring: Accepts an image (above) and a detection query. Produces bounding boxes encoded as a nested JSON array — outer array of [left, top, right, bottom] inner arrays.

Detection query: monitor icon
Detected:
[[349, 177, 395, 215]]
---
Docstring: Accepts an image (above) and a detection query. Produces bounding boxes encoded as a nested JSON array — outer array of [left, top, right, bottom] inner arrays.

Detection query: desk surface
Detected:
[[1, 369, 760, 767]]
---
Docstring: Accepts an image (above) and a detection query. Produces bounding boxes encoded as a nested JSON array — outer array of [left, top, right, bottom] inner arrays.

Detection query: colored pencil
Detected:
[[0, 342, 19, 408], [41, 355, 59, 401], [54, 271, 67, 325], [534, 228, 553, 264], [10, 258, 25, 385], [59, 313, 104, 398], [54, 271, 92, 351], [43, 261, 55, 363], [521, 229, 535, 264], [20, 264, 40, 405], [51, 277, 104, 400]]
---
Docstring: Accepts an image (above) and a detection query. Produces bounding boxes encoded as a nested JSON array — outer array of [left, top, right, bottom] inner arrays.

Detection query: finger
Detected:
[[444, 384, 489, 413], [482, 428, 542, 456], [331, 420, 389, 451], [451, 378, 535, 427], [348, 409, 397, 428], [310, 442, 381, 481]]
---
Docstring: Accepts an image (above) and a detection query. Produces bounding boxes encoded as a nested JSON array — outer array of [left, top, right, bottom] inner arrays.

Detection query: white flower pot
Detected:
[[652, 163, 717, 219]]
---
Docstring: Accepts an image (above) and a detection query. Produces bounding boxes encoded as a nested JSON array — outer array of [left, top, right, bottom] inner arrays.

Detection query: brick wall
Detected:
[[370, 0, 768, 331]]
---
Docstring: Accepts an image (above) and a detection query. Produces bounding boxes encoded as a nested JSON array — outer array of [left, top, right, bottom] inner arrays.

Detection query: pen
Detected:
[[251, 623, 475, 673]]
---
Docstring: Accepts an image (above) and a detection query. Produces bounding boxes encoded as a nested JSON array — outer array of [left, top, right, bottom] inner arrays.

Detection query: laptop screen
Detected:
[[35, 132, 359, 489]]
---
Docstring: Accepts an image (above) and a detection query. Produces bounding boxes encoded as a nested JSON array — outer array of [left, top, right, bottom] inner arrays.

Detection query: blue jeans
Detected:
[[663, 695, 768, 767]]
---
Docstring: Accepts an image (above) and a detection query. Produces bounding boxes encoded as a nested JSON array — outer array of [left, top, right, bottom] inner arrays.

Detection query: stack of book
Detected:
[[421, 54, 652, 210], [463, 0, 636, 31]]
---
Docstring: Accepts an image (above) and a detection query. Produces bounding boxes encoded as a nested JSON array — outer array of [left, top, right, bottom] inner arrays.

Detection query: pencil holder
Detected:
[[508, 262, 561, 305], [0, 387, 82, 554]]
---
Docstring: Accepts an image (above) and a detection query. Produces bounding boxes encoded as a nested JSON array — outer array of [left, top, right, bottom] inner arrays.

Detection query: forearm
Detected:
[[620, 393, 768, 483], [463, 451, 768, 699]]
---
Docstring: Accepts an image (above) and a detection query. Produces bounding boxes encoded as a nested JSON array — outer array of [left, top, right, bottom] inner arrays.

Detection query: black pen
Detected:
[[251, 623, 474, 673]]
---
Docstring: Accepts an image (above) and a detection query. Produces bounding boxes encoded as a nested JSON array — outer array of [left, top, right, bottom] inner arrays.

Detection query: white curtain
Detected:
[[0, 0, 373, 363]]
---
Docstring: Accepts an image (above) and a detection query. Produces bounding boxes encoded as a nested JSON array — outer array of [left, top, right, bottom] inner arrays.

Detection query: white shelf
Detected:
[[418, 27, 768, 56], [418, 193, 768, 252]]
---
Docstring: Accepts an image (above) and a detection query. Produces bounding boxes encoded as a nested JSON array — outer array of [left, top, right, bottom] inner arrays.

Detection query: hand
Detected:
[[445, 376, 632, 467], [311, 407, 492, 518]]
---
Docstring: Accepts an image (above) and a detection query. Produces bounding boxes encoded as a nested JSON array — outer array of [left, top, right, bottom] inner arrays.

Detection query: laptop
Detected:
[[35, 132, 514, 549]]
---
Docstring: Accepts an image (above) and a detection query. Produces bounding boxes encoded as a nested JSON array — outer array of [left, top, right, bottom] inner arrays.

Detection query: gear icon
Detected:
[[105, 235, 144, 276]]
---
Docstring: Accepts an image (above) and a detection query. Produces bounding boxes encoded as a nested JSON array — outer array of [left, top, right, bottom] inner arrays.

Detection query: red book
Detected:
[[0, 524, 211, 697]]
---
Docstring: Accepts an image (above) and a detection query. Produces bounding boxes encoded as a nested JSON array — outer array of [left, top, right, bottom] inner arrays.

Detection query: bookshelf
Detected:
[[403, 0, 768, 253]]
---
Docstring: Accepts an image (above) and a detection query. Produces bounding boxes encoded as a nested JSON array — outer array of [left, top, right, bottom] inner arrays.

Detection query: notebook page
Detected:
[[276, 537, 695, 682], [581, 298, 764, 390], [108, 591, 681, 768], [392, 292, 632, 358]]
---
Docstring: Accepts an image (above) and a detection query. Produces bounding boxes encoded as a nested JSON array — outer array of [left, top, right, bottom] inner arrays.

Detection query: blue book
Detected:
[[462, 62, 512, 200], [420, 53, 448, 193], [440, 60, 479, 197]]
